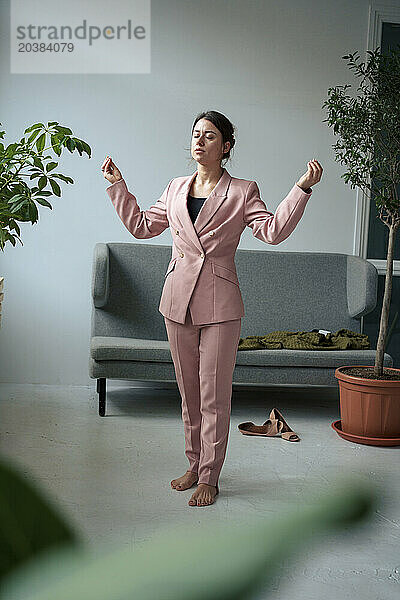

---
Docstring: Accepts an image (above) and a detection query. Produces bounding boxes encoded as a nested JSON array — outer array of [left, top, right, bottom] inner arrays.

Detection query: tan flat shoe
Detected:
[[238, 409, 300, 442], [238, 417, 283, 437]]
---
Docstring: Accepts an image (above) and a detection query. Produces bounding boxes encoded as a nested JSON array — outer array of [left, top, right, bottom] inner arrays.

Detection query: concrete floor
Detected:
[[0, 381, 399, 599]]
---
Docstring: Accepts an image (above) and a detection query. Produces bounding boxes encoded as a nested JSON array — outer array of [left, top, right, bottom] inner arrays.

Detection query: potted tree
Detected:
[[322, 46, 400, 446], [0, 121, 91, 328]]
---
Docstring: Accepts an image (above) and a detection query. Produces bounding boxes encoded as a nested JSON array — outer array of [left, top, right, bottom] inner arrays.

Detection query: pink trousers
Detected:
[[164, 308, 242, 487]]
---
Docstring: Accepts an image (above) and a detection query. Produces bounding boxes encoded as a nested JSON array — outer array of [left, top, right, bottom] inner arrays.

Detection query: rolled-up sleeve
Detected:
[[243, 181, 312, 245], [106, 178, 172, 239]]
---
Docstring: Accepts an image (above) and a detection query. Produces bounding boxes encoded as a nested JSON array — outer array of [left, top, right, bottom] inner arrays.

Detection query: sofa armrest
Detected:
[[346, 255, 378, 318], [92, 243, 110, 308]]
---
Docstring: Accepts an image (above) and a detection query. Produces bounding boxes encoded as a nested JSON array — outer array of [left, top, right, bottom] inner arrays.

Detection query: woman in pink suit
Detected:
[[102, 110, 323, 507]]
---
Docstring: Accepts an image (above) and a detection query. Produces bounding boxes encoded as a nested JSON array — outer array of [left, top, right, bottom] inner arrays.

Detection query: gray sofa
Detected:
[[89, 242, 393, 416]]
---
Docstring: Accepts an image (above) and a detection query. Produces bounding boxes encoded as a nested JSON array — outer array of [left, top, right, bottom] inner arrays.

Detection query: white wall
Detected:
[[0, 0, 370, 384]]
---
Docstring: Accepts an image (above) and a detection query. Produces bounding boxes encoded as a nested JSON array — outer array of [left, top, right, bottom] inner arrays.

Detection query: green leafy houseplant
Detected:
[[322, 46, 400, 379], [0, 121, 91, 251], [0, 455, 379, 600]]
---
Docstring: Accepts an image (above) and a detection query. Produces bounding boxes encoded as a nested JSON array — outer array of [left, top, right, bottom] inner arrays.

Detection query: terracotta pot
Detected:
[[334, 365, 400, 446]]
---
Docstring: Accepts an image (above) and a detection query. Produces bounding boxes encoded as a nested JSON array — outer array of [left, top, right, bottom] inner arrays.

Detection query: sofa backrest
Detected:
[[91, 243, 378, 340], [235, 249, 377, 337]]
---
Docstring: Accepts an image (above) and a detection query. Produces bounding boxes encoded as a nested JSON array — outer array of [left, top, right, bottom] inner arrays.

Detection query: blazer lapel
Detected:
[[175, 167, 232, 253]]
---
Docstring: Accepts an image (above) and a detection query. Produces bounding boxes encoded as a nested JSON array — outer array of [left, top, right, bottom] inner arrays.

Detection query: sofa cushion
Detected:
[[234, 348, 386, 367], [91, 336, 385, 368], [91, 337, 172, 361]]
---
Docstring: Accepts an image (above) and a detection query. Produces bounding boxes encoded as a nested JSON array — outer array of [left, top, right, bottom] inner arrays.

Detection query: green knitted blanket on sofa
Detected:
[[237, 329, 370, 351]]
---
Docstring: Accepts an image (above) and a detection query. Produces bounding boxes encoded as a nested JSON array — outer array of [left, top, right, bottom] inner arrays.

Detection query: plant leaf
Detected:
[[80, 140, 91, 157], [49, 179, 61, 197], [36, 134, 46, 154], [52, 174, 73, 184], [33, 157, 44, 170], [54, 126, 73, 135], [0, 456, 80, 586], [0, 469, 379, 600], [38, 176, 47, 191], [35, 198, 53, 209], [24, 123, 44, 133], [45, 162, 58, 173], [65, 138, 75, 152]]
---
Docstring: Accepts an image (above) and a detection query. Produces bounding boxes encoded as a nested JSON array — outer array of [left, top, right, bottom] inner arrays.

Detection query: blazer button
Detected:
[[209, 231, 215, 236], [180, 252, 184, 258], [176, 230, 179, 235], [200, 252, 204, 258]]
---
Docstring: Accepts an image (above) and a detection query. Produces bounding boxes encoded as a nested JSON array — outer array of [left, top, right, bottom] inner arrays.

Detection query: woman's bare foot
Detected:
[[171, 470, 198, 491], [188, 483, 218, 506]]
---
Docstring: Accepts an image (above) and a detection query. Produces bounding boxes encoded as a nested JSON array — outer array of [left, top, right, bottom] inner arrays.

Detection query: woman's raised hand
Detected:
[[101, 156, 123, 185], [296, 159, 323, 191]]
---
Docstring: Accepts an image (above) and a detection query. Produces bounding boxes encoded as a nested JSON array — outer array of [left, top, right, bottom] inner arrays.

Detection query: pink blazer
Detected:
[[106, 167, 312, 325]]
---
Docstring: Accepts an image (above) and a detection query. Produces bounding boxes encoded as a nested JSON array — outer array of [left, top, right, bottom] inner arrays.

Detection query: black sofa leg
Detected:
[[97, 378, 106, 416]]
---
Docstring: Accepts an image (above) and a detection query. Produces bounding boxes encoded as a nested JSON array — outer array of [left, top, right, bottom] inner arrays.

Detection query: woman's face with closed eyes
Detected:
[[191, 118, 230, 166]]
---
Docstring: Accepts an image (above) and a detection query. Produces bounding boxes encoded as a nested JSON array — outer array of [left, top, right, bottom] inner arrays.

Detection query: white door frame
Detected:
[[355, 2, 400, 276]]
